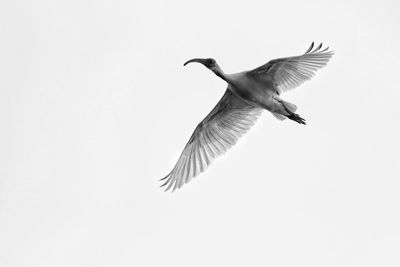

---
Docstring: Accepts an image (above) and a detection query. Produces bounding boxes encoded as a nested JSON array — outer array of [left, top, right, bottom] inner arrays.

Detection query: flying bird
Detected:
[[161, 42, 333, 191]]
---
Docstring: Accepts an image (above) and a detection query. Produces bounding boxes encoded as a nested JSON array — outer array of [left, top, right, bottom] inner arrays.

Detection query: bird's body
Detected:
[[226, 72, 278, 110], [161, 42, 333, 191]]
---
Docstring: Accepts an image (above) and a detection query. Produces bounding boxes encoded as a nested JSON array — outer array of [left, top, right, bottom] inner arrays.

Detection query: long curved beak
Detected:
[[183, 58, 207, 66]]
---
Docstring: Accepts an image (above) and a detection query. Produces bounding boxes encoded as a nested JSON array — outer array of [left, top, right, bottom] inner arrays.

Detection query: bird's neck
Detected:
[[211, 66, 227, 82]]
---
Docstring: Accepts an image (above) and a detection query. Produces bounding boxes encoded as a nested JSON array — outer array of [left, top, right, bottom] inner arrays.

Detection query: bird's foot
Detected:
[[287, 113, 306, 125]]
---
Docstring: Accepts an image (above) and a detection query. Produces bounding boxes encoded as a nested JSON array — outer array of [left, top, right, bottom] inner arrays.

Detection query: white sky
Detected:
[[1, 0, 400, 266]]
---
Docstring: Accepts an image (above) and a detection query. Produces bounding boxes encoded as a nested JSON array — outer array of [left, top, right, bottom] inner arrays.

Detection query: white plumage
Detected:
[[161, 42, 333, 191]]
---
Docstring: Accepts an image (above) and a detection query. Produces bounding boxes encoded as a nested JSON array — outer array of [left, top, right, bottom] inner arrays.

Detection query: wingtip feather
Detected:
[[305, 42, 314, 54]]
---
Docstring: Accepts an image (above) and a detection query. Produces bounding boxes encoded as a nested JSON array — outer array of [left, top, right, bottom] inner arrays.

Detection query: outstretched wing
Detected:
[[250, 42, 333, 94], [161, 89, 263, 192]]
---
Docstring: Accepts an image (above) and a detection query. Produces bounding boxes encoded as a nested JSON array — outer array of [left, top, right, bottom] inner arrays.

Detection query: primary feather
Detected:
[[251, 42, 333, 93], [161, 90, 262, 191]]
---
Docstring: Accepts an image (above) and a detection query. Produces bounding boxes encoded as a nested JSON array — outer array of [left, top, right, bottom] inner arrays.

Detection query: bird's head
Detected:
[[184, 57, 226, 81], [184, 58, 218, 71]]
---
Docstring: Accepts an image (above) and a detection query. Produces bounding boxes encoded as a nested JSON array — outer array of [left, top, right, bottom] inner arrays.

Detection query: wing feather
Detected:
[[161, 89, 263, 191], [251, 42, 333, 93]]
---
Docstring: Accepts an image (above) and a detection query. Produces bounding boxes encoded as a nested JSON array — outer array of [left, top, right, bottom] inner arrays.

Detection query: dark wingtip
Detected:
[[305, 42, 314, 54], [160, 173, 170, 181], [312, 42, 323, 52]]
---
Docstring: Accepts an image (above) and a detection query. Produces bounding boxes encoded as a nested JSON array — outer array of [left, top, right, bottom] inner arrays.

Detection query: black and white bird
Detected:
[[161, 42, 333, 191]]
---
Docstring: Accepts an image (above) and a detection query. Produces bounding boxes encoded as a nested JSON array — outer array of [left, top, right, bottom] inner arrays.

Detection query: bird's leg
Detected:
[[276, 98, 306, 125], [286, 113, 306, 125]]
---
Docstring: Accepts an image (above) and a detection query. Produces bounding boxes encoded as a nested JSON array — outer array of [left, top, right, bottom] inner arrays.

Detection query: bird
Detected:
[[161, 42, 333, 191]]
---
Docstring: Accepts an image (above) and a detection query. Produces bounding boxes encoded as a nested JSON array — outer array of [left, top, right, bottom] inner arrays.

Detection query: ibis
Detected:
[[161, 42, 333, 191]]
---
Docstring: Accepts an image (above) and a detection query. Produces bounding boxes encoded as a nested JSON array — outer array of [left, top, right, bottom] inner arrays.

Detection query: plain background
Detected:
[[1, 0, 400, 266]]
